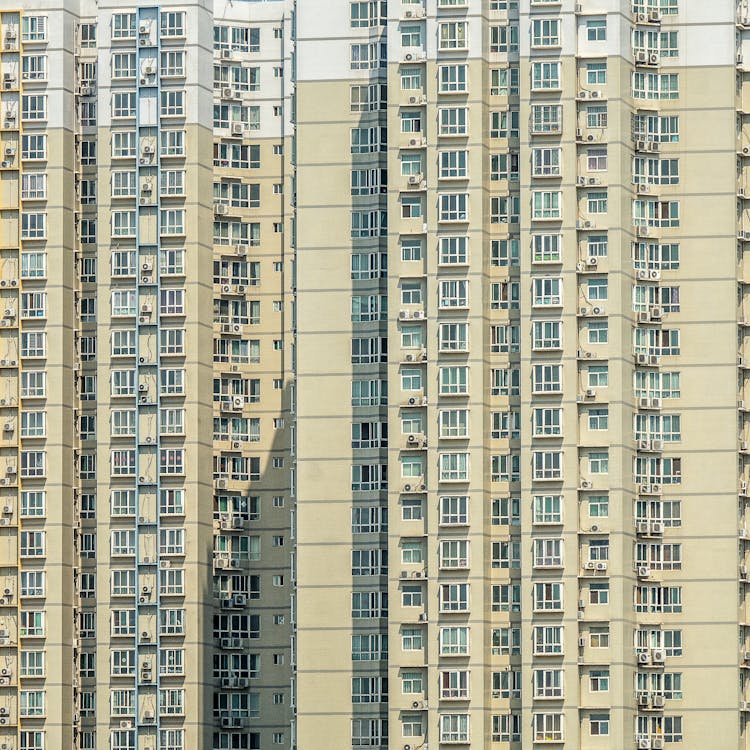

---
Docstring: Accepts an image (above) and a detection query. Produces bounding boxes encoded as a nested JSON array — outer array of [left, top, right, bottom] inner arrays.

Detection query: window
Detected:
[[438, 65, 468, 93], [439, 323, 468, 352], [160, 90, 185, 117], [531, 104, 562, 134], [589, 669, 609, 693], [587, 147, 608, 171], [586, 61, 607, 85], [590, 582, 609, 604], [590, 626, 609, 648], [21, 213, 46, 240], [533, 669, 563, 698], [588, 365, 608, 388], [632, 72, 679, 100], [22, 15, 47, 42], [160, 11, 185, 37], [439, 193, 468, 222], [439, 150, 468, 179], [112, 13, 136, 39], [440, 583, 469, 612], [439, 22, 468, 50], [439, 453, 469, 482], [440, 627, 469, 656], [532, 148, 561, 178], [532, 320, 561, 350], [22, 134, 46, 161], [588, 321, 608, 344], [533, 626, 563, 656], [440, 714, 469, 743], [438, 107, 468, 136], [532, 19, 560, 47], [532, 191, 561, 220], [112, 92, 136, 119], [587, 19, 607, 41], [439, 366, 468, 396], [532, 277, 562, 307], [531, 495, 561, 526], [533, 713, 563, 743], [587, 191, 608, 214], [490, 24, 518, 53], [590, 713, 610, 736], [533, 582, 563, 611], [531, 61, 560, 90], [491, 67, 519, 96]]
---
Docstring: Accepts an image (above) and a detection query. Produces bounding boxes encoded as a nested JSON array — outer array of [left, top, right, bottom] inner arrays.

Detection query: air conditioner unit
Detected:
[[638, 740, 652, 750], [649, 10, 661, 21], [579, 306, 590, 316], [418, 612, 428, 622], [652, 649, 666, 663], [140, 303, 152, 313], [638, 651, 651, 664], [580, 479, 593, 489], [578, 91, 589, 100], [222, 87, 233, 99], [231, 122, 244, 136], [637, 521, 650, 534], [584, 561, 596, 570], [139, 22, 149, 34], [590, 524, 600, 533], [649, 269, 661, 280], [596, 561, 608, 571], [637, 227, 650, 237], [234, 244, 248, 256], [407, 175, 421, 186], [652, 694, 665, 708], [636, 51, 648, 63], [143, 144, 154, 155], [590, 91, 602, 99], [637, 565, 651, 578], [636, 353, 648, 364], [5, 466, 15, 476], [143, 709, 155, 720], [215, 203, 228, 215], [221, 49, 232, 59], [585, 388, 596, 398], [638, 439, 651, 450], [638, 692, 651, 706]]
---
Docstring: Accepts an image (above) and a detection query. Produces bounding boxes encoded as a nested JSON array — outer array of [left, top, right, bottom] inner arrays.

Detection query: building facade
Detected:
[[0, 1, 295, 749], [296, 0, 746, 748], [0, 0, 749, 749]]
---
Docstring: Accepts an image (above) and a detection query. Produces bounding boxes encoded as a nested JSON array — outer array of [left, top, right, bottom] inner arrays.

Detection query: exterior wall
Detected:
[[1, 1, 296, 749]]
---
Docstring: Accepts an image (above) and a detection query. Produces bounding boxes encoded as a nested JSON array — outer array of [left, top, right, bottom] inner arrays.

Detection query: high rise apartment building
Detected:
[[0, 1, 295, 749], [0, 0, 748, 749], [296, 0, 746, 748]]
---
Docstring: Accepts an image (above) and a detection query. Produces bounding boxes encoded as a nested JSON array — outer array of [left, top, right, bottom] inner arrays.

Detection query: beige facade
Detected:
[[295, 0, 750, 749], [0, 1, 296, 749], [2, 0, 750, 749]]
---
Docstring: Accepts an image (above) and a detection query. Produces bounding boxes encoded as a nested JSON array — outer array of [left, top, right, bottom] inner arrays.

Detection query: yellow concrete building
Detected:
[[295, 0, 749, 748], [0, 1, 295, 749], [1, 0, 750, 749]]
